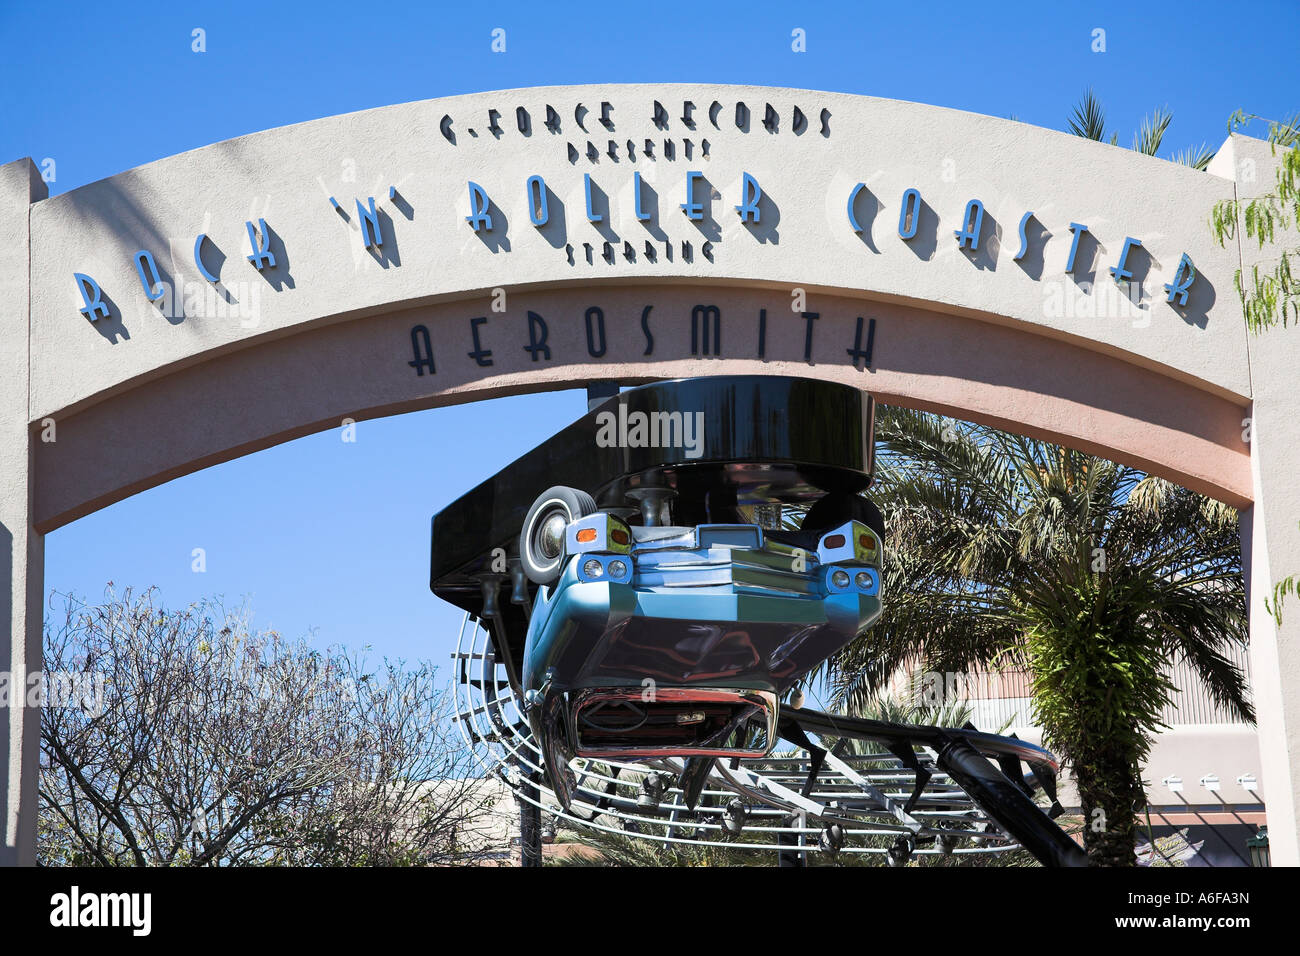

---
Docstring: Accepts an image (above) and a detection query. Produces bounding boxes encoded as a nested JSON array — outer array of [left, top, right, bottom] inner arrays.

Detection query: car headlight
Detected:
[[831, 569, 851, 589], [608, 559, 628, 578], [855, 572, 871, 590], [583, 559, 605, 578]]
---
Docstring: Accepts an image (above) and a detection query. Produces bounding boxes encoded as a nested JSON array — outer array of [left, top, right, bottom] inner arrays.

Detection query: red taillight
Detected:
[[610, 527, 629, 546], [824, 534, 846, 549], [576, 528, 598, 543]]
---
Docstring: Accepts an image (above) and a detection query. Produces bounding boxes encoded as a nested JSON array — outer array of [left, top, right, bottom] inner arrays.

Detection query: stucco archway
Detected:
[[4, 85, 1296, 865]]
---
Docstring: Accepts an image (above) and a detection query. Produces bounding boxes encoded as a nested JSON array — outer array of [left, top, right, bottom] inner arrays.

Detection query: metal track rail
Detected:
[[450, 612, 1084, 864]]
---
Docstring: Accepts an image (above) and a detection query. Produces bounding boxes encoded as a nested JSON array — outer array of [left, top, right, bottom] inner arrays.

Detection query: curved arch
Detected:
[[34, 282, 1249, 530], [30, 84, 1246, 423], [23, 84, 1255, 524]]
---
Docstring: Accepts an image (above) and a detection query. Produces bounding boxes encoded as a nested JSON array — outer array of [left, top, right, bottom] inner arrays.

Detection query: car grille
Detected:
[[632, 545, 819, 597]]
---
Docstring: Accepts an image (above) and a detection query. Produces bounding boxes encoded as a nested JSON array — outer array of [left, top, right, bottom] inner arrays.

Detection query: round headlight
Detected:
[[582, 559, 605, 578], [831, 569, 851, 589], [608, 559, 628, 578], [855, 572, 872, 590]]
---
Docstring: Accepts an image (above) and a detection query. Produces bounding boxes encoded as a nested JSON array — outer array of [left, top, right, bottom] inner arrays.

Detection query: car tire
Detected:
[[801, 492, 886, 543], [519, 486, 598, 585]]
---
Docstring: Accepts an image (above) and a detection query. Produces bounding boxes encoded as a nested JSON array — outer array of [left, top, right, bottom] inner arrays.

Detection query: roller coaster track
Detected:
[[450, 612, 1087, 865]]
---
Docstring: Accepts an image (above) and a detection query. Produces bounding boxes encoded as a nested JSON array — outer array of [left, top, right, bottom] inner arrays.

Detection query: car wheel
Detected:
[[519, 485, 598, 584], [800, 492, 886, 542]]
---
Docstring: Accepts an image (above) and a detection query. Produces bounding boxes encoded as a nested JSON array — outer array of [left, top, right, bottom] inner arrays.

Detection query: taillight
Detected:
[[567, 514, 632, 555], [819, 520, 879, 567], [577, 555, 633, 583], [825, 565, 879, 595]]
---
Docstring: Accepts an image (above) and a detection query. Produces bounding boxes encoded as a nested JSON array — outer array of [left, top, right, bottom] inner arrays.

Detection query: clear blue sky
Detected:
[[2, 1, 1296, 668]]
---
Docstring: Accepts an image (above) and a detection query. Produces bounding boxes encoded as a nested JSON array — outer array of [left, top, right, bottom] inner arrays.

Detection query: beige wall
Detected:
[[1015, 725, 1264, 811]]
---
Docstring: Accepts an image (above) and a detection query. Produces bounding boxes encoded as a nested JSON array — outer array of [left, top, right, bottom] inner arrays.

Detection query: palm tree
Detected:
[[1069, 88, 1215, 170], [825, 407, 1253, 866]]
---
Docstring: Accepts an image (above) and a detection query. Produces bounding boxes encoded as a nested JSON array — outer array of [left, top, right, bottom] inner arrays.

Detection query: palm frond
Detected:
[[1068, 89, 1109, 142], [1171, 143, 1216, 170], [1132, 107, 1173, 156]]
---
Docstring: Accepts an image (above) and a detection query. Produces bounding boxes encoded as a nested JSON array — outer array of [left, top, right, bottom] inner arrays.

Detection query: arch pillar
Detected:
[[1, 159, 46, 866], [1229, 132, 1300, 866]]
